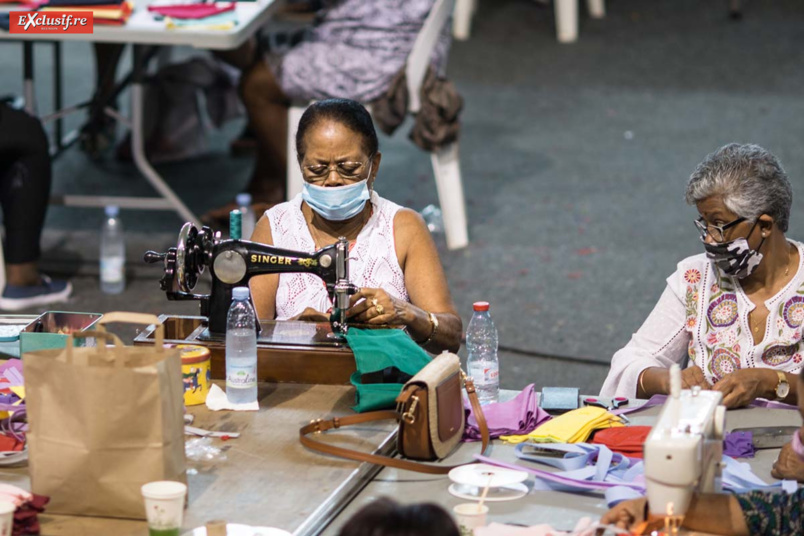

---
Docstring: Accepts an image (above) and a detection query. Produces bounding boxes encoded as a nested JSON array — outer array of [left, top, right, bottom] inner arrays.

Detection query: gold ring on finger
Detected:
[[375, 303, 385, 315]]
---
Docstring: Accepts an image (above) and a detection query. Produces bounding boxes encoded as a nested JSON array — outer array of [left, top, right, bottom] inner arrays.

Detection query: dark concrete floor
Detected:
[[2, 0, 804, 393]]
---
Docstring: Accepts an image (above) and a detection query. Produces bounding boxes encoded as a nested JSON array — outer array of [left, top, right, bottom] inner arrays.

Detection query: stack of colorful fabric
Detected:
[[501, 406, 624, 444], [0, 360, 27, 466], [463, 384, 552, 442], [0, 484, 49, 536], [40, 0, 133, 26], [589, 425, 652, 458], [148, 2, 237, 31]]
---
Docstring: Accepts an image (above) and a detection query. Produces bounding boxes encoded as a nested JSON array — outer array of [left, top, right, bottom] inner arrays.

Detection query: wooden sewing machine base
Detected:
[[133, 315, 356, 385]]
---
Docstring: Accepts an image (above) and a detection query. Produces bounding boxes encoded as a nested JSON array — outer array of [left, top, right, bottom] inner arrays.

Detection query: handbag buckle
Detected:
[[309, 418, 323, 433], [402, 395, 419, 424]]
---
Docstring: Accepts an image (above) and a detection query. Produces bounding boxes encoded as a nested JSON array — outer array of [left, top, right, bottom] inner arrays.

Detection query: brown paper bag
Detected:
[[24, 312, 186, 519]]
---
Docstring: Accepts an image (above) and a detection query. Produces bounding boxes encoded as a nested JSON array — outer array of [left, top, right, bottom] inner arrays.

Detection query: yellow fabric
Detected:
[[10, 386, 24, 400], [165, 18, 237, 30], [501, 406, 624, 444]]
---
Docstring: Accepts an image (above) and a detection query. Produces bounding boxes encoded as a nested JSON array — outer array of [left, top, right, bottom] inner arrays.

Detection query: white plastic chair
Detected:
[[453, 0, 476, 41], [556, 0, 606, 44], [287, 0, 469, 250], [454, 0, 605, 43]]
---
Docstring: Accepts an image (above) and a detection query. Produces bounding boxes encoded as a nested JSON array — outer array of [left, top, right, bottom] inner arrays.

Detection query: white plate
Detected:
[[448, 463, 529, 488], [185, 525, 291, 536], [448, 482, 529, 502]]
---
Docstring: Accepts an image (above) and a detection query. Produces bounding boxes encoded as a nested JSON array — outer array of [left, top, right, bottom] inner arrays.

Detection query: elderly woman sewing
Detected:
[[601, 144, 801, 408], [249, 99, 461, 354]]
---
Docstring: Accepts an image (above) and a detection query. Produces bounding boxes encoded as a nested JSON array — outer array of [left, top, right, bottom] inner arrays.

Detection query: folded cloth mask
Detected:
[[501, 406, 624, 444]]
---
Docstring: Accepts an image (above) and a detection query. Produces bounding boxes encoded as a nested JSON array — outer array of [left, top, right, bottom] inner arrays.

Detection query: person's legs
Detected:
[[240, 59, 289, 203], [0, 105, 71, 309]]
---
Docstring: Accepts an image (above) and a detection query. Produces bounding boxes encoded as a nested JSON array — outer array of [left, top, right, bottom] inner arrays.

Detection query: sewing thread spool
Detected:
[[230, 209, 242, 240]]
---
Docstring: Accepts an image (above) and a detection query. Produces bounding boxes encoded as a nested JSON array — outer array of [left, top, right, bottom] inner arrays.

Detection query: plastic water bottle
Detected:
[[100, 205, 125, 294], [236, 193, 255, 240], [226, 287, 258, 405], [420, 204, 443, 234], [466, 301, 499, 404]]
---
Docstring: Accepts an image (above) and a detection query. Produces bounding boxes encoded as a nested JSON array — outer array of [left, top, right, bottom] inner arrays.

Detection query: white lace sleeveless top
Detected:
[[265, 191, 409, 319]]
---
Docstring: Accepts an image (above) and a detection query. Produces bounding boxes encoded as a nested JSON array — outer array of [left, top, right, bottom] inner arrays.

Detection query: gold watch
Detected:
[[774, 371, 790, 400]]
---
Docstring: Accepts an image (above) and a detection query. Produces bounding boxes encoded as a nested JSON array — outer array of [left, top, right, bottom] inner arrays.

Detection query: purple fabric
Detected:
[[462, 384, 551, 442], [724, 431, 755, 458], [475, 454, 646, 492], [611, 394, 799, 417], [0, 359, 23, 386]]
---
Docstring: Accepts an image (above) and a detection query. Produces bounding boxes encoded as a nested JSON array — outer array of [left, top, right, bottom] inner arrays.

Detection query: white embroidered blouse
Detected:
[[264, 191, 409, 320], [601, 240, 804, 398]]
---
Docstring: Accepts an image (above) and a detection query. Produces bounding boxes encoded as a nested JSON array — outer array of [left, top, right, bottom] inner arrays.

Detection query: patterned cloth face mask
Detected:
[[702, 221, 765, 279]]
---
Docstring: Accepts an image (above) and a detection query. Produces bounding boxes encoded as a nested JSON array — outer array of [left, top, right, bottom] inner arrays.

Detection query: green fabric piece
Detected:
[[346, 328, 432, 412]]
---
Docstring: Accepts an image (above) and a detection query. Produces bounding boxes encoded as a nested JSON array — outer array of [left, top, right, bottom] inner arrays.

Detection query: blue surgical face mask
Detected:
[[302, 179, 371, 221]]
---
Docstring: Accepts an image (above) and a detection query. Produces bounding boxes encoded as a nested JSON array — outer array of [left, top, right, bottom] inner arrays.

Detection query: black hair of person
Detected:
[[295, 98, 379, 163], [337, 498, 460, 536]]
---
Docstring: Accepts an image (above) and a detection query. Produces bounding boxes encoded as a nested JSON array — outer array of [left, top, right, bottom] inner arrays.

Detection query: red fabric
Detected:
[[13, 494, 49, 536], [147, 3, 234, 19], [590, 425, 652, 458], [0, 433, 24, 451]]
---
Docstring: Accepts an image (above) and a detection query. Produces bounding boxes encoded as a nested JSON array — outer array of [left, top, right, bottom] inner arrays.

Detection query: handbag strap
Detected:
[[299, 377, 491, 475]]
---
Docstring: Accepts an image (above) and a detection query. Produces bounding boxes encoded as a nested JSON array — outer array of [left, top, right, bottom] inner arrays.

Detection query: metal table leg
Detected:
[[130, 45, 200, 226], [23, 41, 35, 114]]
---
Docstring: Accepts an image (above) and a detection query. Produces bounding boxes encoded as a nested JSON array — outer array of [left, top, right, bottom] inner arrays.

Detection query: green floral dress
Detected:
[[737, 488, 803, 536]]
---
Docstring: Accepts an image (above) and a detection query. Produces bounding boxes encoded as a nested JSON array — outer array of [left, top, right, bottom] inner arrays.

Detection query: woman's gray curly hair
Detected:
[[685, 143, 793, 232]]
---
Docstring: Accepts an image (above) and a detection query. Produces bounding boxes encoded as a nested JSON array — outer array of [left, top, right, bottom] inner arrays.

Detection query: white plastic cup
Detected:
[[0, 500, 16, 536], [141, 481, 187, 536], [453, 503, 488, 536]]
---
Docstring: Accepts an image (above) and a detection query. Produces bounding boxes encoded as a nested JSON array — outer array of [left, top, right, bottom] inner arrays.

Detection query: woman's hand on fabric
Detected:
[[680, 365, 710, 391], [346, 288, 408, 326], [290, 307, 330, 323], [600, 498, 647, 531], [712, 369, 775, 409], [771, 442, 804, 482]]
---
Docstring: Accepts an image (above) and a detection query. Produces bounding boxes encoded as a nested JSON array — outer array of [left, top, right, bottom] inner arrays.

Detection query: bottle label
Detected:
[[100, 257, 124, 283], [226, 363, 256, 390], [468, 362, 499, 386]]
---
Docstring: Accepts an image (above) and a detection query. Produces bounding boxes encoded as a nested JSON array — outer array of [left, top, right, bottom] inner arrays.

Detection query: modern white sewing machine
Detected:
[[643, 365, 727, 530]]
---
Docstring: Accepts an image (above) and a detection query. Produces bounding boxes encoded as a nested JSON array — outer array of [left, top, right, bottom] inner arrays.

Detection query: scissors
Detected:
[[583, 397, 630, 423]]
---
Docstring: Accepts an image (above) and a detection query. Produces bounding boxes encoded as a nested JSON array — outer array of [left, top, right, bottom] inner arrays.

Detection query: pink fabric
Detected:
[[474, 519, 598, 536], [148, 3, 234, 19]]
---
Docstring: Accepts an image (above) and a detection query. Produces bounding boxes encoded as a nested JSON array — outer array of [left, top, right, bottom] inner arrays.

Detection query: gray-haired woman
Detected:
[[601, 143, 801, 408]]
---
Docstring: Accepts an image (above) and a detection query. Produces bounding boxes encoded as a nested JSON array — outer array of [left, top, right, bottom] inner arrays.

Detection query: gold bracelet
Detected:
[[638, 369, 648, 397], [416, 312, 439, 347]]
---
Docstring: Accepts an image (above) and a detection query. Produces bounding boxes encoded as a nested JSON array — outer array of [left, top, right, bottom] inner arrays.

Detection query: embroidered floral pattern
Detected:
[[684, 269, 701, 284], [761, 344, 798, 367], [710, 283, 720, 295], [709, 348, 741, 380], [782, 296, 804, 329], [794, 354, 802, 364], [707, 293, 739, 328]]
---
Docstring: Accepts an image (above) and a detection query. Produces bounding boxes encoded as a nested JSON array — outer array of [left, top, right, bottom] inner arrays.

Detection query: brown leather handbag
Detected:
[[300, 352, 490, 475]]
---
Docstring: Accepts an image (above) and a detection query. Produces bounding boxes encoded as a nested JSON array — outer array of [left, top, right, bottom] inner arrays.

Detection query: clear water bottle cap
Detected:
[[473, 301, 490, 312], [232, 287, 250, 300], [105, 205, 120, 218], [236, 193, 252, 207]]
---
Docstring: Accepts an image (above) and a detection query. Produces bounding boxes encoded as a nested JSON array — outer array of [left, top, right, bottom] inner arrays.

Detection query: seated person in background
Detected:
[[204, 0, 450, 221], [602, 144, 801, 408], [0, 104, 72, 311], [250, 99, 461, 354], [602, 369, 804, 536], [338, 498, 459, 536]]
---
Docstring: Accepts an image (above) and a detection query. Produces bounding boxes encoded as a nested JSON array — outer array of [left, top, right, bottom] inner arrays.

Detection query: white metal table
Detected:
[[0, 0, 281, 224]]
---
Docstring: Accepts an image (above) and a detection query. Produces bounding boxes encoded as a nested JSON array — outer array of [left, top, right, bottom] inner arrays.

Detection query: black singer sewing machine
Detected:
[[143, 222, 358, 338]]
